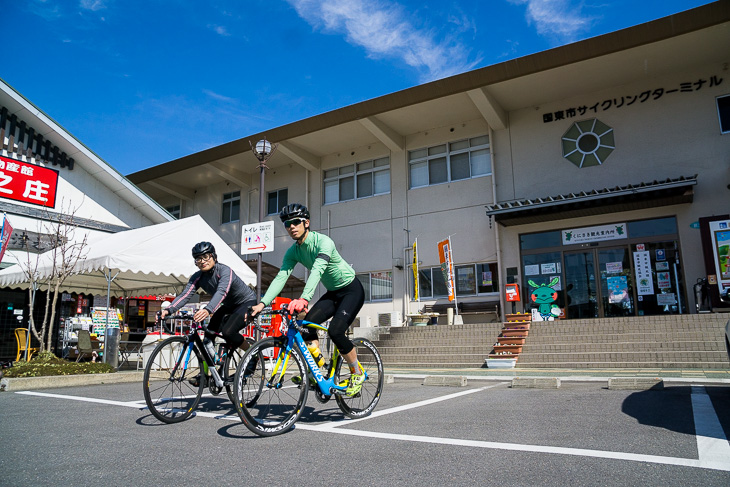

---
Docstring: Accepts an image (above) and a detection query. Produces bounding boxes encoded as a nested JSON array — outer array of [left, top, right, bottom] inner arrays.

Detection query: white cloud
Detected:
[[202, 89, 236, 103], [80, 0, 107, 12], [508, 0, 594, 41], [285, 0, 480, 82], [209, 24, 231, 37]]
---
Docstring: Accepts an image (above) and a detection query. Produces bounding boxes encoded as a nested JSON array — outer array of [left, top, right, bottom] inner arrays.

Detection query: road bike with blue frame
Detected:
[[233, 305, 384, 436], [143, 312, 266, 423]]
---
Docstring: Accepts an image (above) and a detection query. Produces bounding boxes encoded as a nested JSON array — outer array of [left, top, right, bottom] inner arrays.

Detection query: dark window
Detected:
[[717, 94, 730, 134], [267, 188, 288, 215], [628, 217, 677, 238], [221, 191, 240, 224], [520, 231, 563, 250]]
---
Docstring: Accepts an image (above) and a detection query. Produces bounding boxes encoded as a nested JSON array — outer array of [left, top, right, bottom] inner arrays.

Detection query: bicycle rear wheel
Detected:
[[335, 337, 383, 418], [143, 336, 204, 423], [234, 337, 308, 437]]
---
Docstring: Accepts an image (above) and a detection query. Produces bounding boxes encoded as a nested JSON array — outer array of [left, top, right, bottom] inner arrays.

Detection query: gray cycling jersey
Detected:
[[168, 262, 256, 314]]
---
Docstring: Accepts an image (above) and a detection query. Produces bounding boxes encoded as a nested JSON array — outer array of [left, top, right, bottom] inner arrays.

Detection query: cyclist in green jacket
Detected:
[[249, 203, 366, 396]]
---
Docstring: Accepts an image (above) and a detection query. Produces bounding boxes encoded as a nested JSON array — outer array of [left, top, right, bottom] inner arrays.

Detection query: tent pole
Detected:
[[104, 269, 119, 365]]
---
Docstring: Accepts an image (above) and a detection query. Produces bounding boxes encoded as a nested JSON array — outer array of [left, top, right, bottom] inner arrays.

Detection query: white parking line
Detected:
[[314, 383, 508, 429], [691, 385, 730, 471], [15, 386, 730, 472]]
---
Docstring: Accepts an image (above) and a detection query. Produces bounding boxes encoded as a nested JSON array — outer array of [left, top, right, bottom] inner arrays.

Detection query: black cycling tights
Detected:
[[207, 301, 256, 349], [301, 278, 365, 355]]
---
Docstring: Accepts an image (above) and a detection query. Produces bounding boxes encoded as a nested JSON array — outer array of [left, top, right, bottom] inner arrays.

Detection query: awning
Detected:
[[485, 175, 697, 227], [0, 215, 257, 296]]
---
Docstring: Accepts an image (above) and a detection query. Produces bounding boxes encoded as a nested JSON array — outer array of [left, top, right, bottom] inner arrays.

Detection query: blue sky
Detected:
[[2, 0, 714, 175]]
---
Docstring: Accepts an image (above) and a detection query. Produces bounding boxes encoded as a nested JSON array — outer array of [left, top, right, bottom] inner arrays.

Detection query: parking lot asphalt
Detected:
[[1, 368, 729, 486]]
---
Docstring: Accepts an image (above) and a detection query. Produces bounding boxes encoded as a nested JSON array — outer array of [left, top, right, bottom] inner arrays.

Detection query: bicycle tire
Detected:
[[224, 343, 266, 407], [223, 347, 244, 404], [234, 336, 308, 437], [335, 337, 384, 419], [143, 336, 204, 423]]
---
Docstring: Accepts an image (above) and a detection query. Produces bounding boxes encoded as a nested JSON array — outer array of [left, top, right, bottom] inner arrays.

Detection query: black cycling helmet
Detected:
[[279, 203, 310, 222], [192, 241, 216, 260]]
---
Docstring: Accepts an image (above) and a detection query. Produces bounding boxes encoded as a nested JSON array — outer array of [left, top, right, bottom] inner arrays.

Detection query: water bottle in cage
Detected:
[[203, 337, 216, 361]]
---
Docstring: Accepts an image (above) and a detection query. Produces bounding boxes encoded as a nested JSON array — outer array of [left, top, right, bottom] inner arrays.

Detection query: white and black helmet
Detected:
[[279, 203, 310, 222]]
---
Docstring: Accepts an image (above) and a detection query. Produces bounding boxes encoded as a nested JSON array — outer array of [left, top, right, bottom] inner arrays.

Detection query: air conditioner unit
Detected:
[[378, 311, 402, 327]]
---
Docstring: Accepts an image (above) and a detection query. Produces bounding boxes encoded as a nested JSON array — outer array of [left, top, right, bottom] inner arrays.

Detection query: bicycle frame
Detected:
[[163, 317, 226, 388], [265, 311, 366, 396]]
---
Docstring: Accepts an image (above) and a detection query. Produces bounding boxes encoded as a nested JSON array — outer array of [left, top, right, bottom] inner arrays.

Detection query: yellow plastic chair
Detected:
[[15, 328, 39, 362]]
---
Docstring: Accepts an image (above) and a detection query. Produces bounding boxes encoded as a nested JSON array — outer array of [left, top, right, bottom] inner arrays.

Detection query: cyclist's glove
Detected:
[[288, 298, 309, 314]]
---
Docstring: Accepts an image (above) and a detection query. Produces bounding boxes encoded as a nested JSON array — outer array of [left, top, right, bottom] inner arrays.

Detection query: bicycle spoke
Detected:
[[335, 337, 384, 418], [234, 337, 308, 436], [143, 337, 204, 423]]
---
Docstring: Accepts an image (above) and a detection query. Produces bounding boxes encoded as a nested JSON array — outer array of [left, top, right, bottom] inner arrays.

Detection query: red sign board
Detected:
[[505, 283, 521, 302], [0, 155, 59, 207]]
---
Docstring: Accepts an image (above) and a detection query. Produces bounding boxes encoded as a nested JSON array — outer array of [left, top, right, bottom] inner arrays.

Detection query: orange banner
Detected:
[[437, 238, 455, 301]]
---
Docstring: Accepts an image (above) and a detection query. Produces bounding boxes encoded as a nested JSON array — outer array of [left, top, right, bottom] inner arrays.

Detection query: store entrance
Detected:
[[564, 247, 634, 319]]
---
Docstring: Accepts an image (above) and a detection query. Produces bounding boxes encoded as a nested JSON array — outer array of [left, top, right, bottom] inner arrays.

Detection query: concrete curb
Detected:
[[512, 377, 561, 389], [422, 375, 468, 387], [0, 371, 144, 392]]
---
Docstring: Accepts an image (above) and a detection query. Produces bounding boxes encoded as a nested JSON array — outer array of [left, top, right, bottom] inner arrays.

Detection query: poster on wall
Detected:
[[709, 220, 730, 297], [657, 271, 671, 290], [607, 275, 629, 304], [524, 264, 540, 276], [633, 250, 655, 295]]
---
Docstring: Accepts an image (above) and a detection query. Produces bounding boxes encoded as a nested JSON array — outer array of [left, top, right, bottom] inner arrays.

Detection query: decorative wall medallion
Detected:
[[561, 118, 615, 167]]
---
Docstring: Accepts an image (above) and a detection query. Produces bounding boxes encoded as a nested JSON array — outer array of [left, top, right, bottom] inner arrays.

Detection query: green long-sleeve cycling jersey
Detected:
[[261, 230, 355, 306]]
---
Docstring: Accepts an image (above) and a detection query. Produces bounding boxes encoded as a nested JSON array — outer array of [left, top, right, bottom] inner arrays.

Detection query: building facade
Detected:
[[128, 2, 730, 327], [0, 78, 173, 358]]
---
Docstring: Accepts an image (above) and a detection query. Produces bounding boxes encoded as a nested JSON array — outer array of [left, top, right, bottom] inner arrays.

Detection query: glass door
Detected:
[[563, 251, 598, 319], [598, 247, 634, 317]]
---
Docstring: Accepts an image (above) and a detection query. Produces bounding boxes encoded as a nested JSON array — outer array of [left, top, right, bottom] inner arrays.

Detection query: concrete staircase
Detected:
[[367, 313, 730, 369], [518, 313, 730, 369], [369, 322, 503, 369]]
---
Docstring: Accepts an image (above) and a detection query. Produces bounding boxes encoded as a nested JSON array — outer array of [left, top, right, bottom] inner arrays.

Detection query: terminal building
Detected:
[[128, 3, 730, 328]]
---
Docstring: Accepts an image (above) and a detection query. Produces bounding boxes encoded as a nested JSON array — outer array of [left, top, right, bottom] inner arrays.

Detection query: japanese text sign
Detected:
[[0, 155, 59, 207], [241, 220, 274, 254]]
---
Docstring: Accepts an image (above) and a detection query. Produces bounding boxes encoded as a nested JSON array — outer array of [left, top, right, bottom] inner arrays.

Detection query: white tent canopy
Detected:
[[0, 215, 257, 297]]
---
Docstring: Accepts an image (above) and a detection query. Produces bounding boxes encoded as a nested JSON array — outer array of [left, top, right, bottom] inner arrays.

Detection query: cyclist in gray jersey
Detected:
[[161, 241, 257, 351], [249, 203, 367, 397]]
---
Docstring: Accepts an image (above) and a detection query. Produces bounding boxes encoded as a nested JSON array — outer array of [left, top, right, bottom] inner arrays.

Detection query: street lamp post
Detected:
[[250, 138, 277, 301]]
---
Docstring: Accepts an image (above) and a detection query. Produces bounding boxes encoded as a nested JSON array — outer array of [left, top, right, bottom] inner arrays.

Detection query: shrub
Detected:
[[3, 351, 114, 378]]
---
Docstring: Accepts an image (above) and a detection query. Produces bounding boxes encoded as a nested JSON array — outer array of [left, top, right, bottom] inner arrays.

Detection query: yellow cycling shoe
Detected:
[[345, 373, 365, 397]]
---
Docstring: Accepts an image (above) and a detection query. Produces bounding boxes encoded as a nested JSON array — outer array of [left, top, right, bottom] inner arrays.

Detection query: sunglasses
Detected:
[[194, 254, 213, 264], [284, 218, 305, 228]]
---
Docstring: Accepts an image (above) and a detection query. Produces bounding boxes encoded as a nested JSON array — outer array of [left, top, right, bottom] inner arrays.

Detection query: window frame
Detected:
[[165, 204, 180, 219], [716, 94, 730, 134], [323, 157, 390, 205], [267, 188, 288, 216], [411, 262, 500, 300], [408, 135, 491, 189], [356, 271, 394, 302], [221, 190, 241, 225]]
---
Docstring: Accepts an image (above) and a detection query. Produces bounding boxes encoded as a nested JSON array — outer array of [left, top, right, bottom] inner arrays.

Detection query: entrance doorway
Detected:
[[564, 247, 635, 319]]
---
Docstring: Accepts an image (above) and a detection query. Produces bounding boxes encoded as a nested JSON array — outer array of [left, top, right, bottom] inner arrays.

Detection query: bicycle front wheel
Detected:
[[234, 337, 308, 437], [143, 336, 204, 423], [335, 337, 384, 418], [224, 341, 266, 407]]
